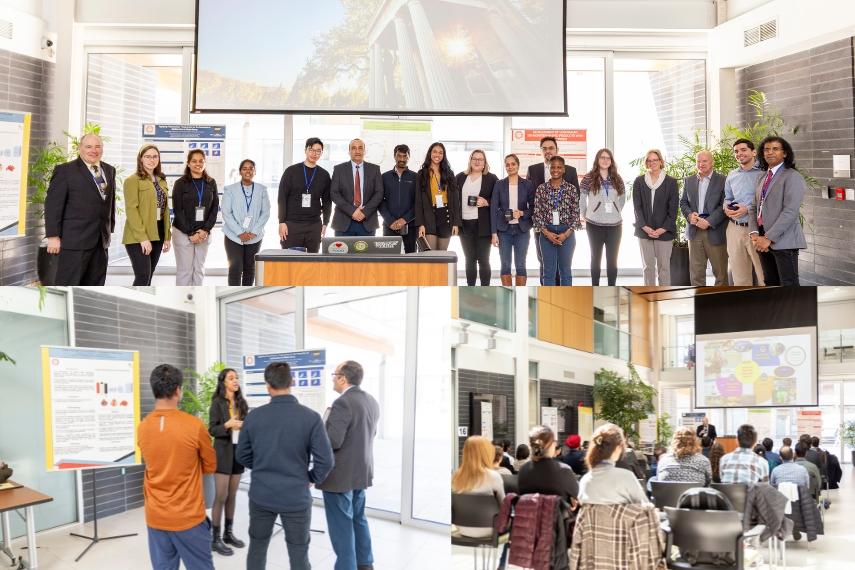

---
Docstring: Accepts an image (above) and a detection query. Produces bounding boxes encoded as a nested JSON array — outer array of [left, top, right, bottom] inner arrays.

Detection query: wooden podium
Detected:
[[717, 436, 738, 454], [255, 250, 457, 286]]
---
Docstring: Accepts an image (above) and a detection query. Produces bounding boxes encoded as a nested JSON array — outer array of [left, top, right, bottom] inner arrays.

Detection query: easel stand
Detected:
[[69, 470, 138, 562]]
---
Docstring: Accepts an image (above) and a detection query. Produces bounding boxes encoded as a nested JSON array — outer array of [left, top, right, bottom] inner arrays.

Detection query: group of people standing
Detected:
[[137, 360, 379, 570]]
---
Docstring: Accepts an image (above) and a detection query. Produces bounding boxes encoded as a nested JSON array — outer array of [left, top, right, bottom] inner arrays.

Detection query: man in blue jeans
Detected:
[[236, 361, 334, 570], [317, 361, 380, 570]]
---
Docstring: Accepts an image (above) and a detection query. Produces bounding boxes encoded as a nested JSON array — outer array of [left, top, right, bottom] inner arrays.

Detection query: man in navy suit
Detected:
[[330, 139, 384, 236], [526, 136, 579, 285], [44, 133, 116, 285]]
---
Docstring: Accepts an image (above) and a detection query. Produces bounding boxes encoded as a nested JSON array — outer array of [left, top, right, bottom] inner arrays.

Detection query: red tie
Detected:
[[758, 169, 773, 227], [354, 165, 362, 207]]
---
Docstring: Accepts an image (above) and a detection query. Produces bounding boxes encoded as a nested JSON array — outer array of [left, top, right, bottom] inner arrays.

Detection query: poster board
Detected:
[[747, 408, 772, 439], [362, 118, 433, 172], [242, 350, 326, 415], [577, 406, 594, 441], [796, 409, 822, 435], [141, 124, 226, 196], [682, 412, 706, 429], [639, 414, 657, 445], [510, 128, 587, 180], [541, 406, 559, 437], [41, 346, 141, 471], [480, 405, 494, 442], [0, 111, 31, 237]]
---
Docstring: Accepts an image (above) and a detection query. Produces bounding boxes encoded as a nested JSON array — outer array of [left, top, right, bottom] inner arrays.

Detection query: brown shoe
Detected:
[[500, 274, 512, 286], [514, 275, 527, 286]]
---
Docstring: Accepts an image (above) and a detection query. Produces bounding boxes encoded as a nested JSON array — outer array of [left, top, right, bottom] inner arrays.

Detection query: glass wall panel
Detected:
[[458, 287, 514, 331], [222, 288, 297, 372]]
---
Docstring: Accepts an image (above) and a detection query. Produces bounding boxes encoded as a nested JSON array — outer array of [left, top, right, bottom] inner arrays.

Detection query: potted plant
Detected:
[[593, 363, 656, 444], [655, 412, 674, 449], [179, 361, 225, 506], [842, 420, 855, 467]]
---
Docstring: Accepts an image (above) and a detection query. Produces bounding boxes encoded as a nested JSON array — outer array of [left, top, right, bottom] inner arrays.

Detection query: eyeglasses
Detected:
[[141, 154, 159, 160], [307, 147, 323, 154], [471, 158, 485, 162], [541, 145, 557, 152], [764, 146, 785, 153]]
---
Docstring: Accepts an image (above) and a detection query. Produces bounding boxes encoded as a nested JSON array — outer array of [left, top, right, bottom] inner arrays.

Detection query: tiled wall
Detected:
[[73, 289, 196, 522], [539, 379, 594, 443], [737, 37, 855, 284], [457, 368, 515, 452]]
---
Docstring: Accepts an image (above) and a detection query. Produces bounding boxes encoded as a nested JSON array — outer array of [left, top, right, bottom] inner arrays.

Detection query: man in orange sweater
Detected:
[[138, 364, 217, 570]]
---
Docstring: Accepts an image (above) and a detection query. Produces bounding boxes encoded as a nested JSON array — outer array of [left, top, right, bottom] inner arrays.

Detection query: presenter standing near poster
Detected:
[[318, 361, 380, 570], [44, 133, 116, 285], [696, 416, 717, 442]]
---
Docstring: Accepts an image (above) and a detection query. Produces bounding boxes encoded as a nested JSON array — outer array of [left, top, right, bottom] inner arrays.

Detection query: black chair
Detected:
[[451, 493, 504, 569], [501, 474, 518, 494], [664, 507, 744, 569], [711, 482, 748, 513], [651, 481, 703, 510]]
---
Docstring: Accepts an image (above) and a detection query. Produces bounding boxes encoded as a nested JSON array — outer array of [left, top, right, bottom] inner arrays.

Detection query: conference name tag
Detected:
[[302, 194, 312, 208], [435, 194, 444, 208], [552, 211, 560, 225], [242, 216, 252, 229], [156, 209, 162, 221], [232, 428, 240, 445], [604, 202, 614, 214], [195, 207, 205, 222]]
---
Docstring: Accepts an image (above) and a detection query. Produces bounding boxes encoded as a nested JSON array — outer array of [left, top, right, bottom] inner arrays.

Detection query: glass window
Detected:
[[222, 289, 298, 372], [305, 288, 407, 514], [528, 292, 537, 338], [458, 287, 514, 331]]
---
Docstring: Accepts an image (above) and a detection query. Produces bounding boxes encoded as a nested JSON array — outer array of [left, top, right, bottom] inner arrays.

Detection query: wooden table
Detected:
[[0, 482, 53, 569]]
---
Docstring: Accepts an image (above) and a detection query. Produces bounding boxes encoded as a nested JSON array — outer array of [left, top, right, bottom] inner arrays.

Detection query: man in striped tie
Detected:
[[44, 133, 116, 285]]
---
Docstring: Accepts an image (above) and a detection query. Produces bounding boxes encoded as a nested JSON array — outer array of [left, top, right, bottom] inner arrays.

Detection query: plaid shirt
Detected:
[[769, 461, 809, 489], [570, 503, 665, 570], [720, 447, 769, 484]]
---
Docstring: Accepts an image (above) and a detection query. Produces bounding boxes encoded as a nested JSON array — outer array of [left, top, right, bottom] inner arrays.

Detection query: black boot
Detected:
[[211, 526, 234, 556], [223, 519, 245, 548]]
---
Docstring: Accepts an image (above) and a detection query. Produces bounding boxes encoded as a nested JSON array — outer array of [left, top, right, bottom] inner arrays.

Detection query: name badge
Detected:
[[156, 209, 162, 221], [242, 216, 252, 229], [195, 207, 205, 222], [552, 211, 560, 225], [302, 194, 312, 208], [231, 429, 240, 445], [435, 194, 444, 208], [604, 202, 614, 214]]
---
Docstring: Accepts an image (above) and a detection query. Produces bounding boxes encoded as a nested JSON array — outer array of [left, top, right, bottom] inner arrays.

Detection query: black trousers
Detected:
[[125, 220, 165, 286], [383, 224, 417, 253], [759, 248, 799, 286], [281, 219, 322, 253], [55, 241, 108, 285], [224, 237, 261, 286], [460, 219, 492, 285], [587, 223, 622, 286]]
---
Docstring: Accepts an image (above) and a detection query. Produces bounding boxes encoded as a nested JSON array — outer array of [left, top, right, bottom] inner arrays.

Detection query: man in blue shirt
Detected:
[[770, 446, 809, 489], [723, 138, 765, 285], [237, 362, 334, 570], [762, 437, 781, 470], [379, 144, 418, 253]]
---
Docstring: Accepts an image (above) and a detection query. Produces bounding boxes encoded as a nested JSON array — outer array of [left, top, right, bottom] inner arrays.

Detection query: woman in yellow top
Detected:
[[123, 144, 171, 285], [415, 142, 461, 250]]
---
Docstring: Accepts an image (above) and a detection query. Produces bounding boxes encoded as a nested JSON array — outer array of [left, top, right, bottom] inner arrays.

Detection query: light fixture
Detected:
[[458, 323, 470, 346], [487, 328, 498, 350]]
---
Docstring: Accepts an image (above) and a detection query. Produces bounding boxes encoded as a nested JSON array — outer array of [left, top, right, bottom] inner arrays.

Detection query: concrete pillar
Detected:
[[393, 15, 424, 109], [406, 0, 456, 110]]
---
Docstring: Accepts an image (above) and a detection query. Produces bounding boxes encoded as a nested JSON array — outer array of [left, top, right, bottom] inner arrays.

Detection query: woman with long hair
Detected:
[[654, 426, 711, 485], [208, 368, 249, 556], [455, 149, 497, 285], [451, 436, 504, 538], [577, 423, 649, 505], [415, 142, 461, 251], [171, 149, 219, 285], [491, 153, 535, 286], [580, 148, 625, 285], [222, 159, 270, 285], [517, 425, 578, 503], [708, 441, 726, 484], [122, 144, 171, 285]]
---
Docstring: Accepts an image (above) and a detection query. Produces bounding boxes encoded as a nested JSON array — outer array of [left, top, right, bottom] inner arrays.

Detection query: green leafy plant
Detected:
[[842, 420, 855, 448], [593, 363, 657, 444], [656, 412, 674, 448], [178, 361, 225, 427]]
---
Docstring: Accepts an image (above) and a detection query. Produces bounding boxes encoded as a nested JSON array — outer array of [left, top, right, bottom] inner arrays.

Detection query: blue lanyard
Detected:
[[242, 183, 254, 212], [192, 179, 205, 207], [551, 183, 564, 211], [602, 177, 610, 198], [303, 164, 317, 194]]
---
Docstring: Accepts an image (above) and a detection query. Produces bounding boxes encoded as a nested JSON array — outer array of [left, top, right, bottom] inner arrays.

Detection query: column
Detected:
[[406, 0, 457, 110], [393, 15, 424, 109], [369, 42, 378, 108]]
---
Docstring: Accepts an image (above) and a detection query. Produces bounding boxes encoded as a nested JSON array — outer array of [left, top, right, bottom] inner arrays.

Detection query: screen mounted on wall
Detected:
[[193, 0, 567, 115]]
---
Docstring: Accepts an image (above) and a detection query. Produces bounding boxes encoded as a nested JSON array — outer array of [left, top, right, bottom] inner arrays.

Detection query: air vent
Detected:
[[0, 20, 13, 40], [743, 19, 777, 47], [563, 371, 575, 380]]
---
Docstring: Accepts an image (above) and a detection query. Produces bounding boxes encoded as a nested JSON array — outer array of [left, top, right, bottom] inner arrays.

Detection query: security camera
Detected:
[[41, 37, 53, 49], [185, 293, 194, 302]]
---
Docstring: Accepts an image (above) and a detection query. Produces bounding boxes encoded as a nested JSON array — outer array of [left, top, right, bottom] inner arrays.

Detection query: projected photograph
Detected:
[[696, 327, 817, 408], [194, 0, 566, 114]]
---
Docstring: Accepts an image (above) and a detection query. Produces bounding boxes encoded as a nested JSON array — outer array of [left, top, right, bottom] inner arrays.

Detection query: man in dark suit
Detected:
[[696, 416, 717, 442], [44, 133, 116, 285], [680, 150, 728, 285], [317, 361, 380, 570], [330, 139, 384, 236], [526, 136, 579, 285]]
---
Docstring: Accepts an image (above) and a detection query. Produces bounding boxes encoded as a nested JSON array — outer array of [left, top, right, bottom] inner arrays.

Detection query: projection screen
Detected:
[[193, 0, 567, 115]]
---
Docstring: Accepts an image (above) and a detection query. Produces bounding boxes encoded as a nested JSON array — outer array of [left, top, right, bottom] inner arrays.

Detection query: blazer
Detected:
[[330, 161, 384, 232], [221, 182, 270, 245], [414, 169, 463, 234], [680, 172, 727, 245], [45, 157, 116, 249], [172, 176, 219, 236], [748, 166, 807, 250], [315, 386, 380, 493], [696, 424, 717, 441], [632, 175, 678, 241], [526, 161, 579, 193], [491, 176, 536, 233], [122, 173, 171, 245], [208, 396, 247, 474], [455, 171, 498, 237]]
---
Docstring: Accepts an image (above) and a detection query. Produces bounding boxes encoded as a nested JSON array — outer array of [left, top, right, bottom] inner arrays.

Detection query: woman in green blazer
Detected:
[[123, 144, 171, 285]]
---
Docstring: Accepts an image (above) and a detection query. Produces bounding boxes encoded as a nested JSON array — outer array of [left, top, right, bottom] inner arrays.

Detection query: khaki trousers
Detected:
[[726, 221, 765, 286], [639, 238, 672, 285], [172, 227, 211, 286], [688, 228, 728, 286]]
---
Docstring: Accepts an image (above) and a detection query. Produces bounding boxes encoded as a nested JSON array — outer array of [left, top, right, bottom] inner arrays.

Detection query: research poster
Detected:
[[541, 406, 559, 437], [362, 118, 433, 172], [510, 128, 587, 179], [141, 123, 226, 191], [41, 346, 141, 471], [242, 350, 326, 415], [480, 405, 493, 442], [578, 406, 593, 441], [0, 110, 31, 237]]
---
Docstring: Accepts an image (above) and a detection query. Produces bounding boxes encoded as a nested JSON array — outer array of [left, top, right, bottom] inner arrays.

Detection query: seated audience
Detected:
[[708, 442, 725, 483], [794, 442, 821, 499], [648, 446, 667, 478], [494, 445, 512, 476], [616, 441, 648, 479], [720, 424, 769, 484], [451, 436, 505, 538], [762, 437, 782, 472], [499, 439, 516, 474], [514, 444, 531, 472], [518, 425, 579, 503], [769, 446, 809, 489], [780, 437, 792, 455], [560, 434, 587, 476], [808, 436, 828, 479], [578, 423, 649, 505], [654, 427, 712, 486]]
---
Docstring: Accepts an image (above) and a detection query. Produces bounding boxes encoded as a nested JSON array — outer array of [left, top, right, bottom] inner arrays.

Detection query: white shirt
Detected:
[[508, 183, 519, 224], [351, 161, 364, 206], [462, 175, 481, 220], [697, 174, 711, 214]]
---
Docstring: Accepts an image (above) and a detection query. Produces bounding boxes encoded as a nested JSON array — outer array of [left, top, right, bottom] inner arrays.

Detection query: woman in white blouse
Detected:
[[455, 150, 498, 285]]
